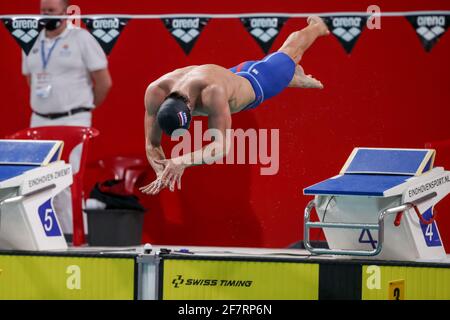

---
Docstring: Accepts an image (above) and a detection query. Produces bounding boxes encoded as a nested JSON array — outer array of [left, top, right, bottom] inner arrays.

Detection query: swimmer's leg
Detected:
[[279, 16, 329, 89], [278, 15, 329, 64]]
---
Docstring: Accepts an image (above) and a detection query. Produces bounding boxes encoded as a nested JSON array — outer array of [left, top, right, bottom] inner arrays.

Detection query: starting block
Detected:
[[303, 148, 450, 261], [0, 140, 72, 251]]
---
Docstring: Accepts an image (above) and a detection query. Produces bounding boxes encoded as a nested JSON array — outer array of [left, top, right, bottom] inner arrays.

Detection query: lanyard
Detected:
[[41, 38, 60, 70]]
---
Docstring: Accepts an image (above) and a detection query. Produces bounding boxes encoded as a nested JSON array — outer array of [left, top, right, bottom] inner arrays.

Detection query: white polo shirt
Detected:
[[22, 24, 108, 114]]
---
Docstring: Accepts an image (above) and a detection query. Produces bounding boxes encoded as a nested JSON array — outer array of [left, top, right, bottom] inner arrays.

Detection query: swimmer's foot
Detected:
[[299, 74, 324, 89], [295, 64, 324, 89], [307, 15, 330, 36]]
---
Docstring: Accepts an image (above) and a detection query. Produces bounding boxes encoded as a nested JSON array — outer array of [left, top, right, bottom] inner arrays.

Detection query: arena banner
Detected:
[[162, 259, 319, 300], [323, 15, 368, 54], [2, 17, 46, 55], [83, 17, 129, 55], [162, 17, 210, 55], [361, 265, 450, 300], [406, 14, 450, 52], [0, 254, 135, 300], [240, 16, 288, 54]]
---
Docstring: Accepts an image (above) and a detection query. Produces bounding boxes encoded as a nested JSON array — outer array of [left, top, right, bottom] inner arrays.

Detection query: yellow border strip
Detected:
[[0, 255, 135, 300], [362, 265, 450, 300]]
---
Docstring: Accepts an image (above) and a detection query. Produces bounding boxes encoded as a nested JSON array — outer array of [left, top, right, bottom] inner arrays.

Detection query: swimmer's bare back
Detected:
[[151, 64, 256, 115]]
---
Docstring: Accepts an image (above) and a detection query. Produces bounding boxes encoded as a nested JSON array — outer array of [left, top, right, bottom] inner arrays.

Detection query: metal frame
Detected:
[[303, 192, 437, 256], [136, 253, 161, 300]]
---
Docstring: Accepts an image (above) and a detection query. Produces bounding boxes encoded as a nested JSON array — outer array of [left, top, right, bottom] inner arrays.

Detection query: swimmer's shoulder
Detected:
[[152, 65, 198, 84], [194, 64, 229, 72], [168, 65, 199, 76], [145, 83, 169, 114], [146, 80, 171, 99], [175, 65, 199, 72]]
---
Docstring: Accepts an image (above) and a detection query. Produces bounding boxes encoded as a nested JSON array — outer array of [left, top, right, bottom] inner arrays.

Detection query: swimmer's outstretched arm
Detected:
[[142, 87, 232, 195], [142, 84, 169, 177]]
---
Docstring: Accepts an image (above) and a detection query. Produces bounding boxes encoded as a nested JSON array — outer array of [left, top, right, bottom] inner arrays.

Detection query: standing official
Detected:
[[22, 0, 112, 239]]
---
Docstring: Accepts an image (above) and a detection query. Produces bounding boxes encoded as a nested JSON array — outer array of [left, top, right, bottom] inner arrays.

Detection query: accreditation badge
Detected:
[[35, 72, 52, 98]]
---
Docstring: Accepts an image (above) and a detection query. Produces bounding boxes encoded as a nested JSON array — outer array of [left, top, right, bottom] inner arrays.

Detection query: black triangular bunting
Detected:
[[406, 14, 450, 52], [82, 17, 129, 55], [240, 16, 288, 54], [2, 17, 46, 55], [323, 16, 368, 54], [163, 17, 210, 55]]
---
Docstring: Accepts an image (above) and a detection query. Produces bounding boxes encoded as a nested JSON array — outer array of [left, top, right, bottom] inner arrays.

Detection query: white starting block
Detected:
[[0, 140, 72, 251], [303, 148, 450, 261]]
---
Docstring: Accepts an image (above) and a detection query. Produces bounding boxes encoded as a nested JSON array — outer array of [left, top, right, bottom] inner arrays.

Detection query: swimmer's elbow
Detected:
[[145, 84, 158, 96], [148, 137, 162, 149], [145, 84, 166, 109]]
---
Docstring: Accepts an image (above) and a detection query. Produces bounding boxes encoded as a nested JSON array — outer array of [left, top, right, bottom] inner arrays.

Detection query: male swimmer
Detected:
[[140, 16, 330, 195]]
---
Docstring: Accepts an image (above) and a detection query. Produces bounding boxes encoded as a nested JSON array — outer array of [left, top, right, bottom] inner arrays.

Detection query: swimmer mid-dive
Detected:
[[140, 16, 330, 195]]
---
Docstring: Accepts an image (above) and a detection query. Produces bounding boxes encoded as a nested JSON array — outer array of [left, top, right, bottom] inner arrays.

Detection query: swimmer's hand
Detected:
[[139, 158, 186, 195], [139, 178, 165, 196], [139, 158, 168, 195]]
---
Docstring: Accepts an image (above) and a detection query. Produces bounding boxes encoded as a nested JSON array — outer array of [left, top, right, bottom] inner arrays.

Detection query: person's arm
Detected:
[[143, 86, 232, 195], [144, 84, 170, 171], [139, 84, 173, 195], [91, 68, 112, 107], [78, 29, 110, 107]]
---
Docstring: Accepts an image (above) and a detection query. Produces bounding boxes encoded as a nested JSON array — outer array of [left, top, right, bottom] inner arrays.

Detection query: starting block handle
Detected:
[[304, 192, 438, 257], [303, 200, 384, 256], [303, 200, 398, 257], [394, 192, 438, 227]]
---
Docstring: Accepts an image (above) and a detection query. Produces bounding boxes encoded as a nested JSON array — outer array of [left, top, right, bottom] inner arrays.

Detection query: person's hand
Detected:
[[139, 178, 165, 196], [140, 158, 186, 195], [157, 158, 186, 192], [139, 159, 166, 195]]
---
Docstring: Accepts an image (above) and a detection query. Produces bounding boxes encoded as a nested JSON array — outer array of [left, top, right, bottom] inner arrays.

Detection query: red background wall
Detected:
[[1, 0, 450, 249]]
